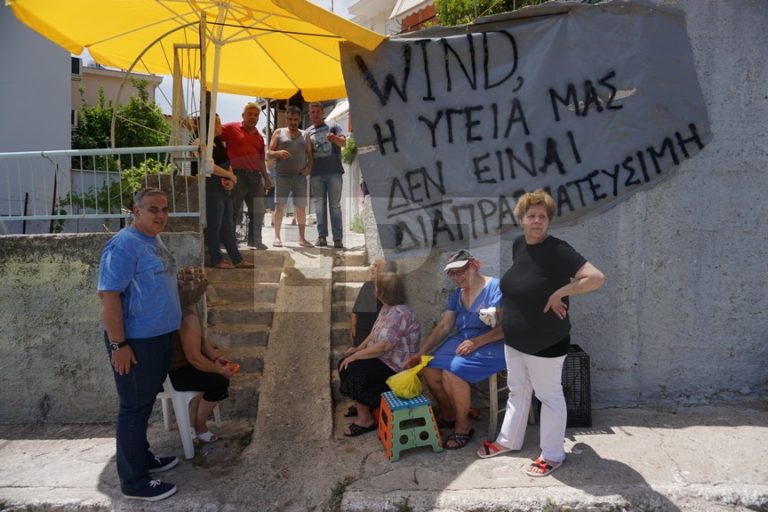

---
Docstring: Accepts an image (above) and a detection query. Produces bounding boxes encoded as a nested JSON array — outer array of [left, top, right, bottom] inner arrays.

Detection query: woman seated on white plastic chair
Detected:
[[169, 267, 233, 443]]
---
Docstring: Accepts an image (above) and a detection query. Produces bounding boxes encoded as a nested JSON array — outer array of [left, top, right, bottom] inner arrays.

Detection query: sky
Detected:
[[153, 0, 357, 124]]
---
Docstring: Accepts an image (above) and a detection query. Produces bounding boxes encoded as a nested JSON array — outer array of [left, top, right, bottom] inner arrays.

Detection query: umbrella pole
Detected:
[[201, 8, 226, 223], [205, 9, 226, 164], [199, 13, 208, 230]]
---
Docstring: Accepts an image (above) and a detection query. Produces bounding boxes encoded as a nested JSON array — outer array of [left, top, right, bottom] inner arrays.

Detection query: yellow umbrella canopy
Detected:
[[8, 0, 386, 101]]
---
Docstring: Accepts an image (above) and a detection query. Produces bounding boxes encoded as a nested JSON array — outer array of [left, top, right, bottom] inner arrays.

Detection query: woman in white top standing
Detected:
[[267, 106, 313, 248]]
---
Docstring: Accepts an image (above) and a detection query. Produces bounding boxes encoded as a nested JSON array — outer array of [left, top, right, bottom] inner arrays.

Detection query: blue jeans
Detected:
[[206, 190, 242, 266], [310, 173, 343, 240], [104, 332, 172, 494]]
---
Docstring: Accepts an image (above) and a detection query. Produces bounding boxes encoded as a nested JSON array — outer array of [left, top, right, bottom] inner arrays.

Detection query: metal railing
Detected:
[[0, 145, 199, 234]]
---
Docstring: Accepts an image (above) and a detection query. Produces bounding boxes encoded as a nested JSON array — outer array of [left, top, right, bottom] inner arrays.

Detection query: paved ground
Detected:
[[2, 222, 767, 511], [1, 402, 766, 511]]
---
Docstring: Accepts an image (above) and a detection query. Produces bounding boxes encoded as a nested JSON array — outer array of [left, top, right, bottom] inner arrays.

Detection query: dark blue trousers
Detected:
[[206, 190, 243, 266], [105, 332, 172, 494]]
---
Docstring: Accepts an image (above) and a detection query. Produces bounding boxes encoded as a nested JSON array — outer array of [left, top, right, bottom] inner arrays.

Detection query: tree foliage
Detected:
[[61, 79, 174, 229], [73, 78, 170, 149], [436, 0, 542, 26]]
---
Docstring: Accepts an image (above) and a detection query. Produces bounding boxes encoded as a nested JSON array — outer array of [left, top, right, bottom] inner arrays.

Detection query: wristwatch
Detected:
[[110, 341, 128, 351]]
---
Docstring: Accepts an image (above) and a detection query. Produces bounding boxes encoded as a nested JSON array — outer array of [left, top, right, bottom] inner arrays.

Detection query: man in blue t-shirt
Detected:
[[97, 188, 181, 502], [307, 102, 346, 249]]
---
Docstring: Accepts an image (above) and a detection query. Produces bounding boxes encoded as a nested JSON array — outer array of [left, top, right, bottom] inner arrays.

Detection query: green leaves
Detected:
[[341, 132, 357, 164], [435, 0, 542, 26]]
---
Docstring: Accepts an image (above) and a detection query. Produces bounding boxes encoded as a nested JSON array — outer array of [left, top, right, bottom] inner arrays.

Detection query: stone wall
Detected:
[[374, 0, 768, 406], [0, 232, 202, 423]]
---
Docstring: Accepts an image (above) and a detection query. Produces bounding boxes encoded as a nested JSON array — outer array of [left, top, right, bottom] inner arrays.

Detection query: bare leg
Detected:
[[296, 206, 308, 243], [188, 394, 202, 434], [344, 402, 375, 435], [442, 371, 472, 433], [354, 402, 374, 426], [273, 202, 285, 244], [422, 367, 454, 420], [194, 398, 221, 433]]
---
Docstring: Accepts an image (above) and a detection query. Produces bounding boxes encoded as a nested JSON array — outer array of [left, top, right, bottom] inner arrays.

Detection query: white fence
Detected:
[[0, 145, 199, 234]]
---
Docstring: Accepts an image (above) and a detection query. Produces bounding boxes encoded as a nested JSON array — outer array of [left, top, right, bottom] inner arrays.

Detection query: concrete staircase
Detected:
[[329, 249, 370, 403], [204, 250, 286, 419]]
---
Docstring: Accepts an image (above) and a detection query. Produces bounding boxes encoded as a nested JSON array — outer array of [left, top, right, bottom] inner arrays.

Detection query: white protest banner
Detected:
[[340, 0, 711, 258]]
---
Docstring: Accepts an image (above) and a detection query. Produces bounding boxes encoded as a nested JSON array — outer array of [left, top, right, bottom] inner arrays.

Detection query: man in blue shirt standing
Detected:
[[97, 188, 181, 501], [307, 102, 346, 249]]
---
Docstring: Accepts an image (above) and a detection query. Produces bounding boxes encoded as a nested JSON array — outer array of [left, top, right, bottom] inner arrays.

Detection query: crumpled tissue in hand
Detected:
[[479, 307, 497, 328]]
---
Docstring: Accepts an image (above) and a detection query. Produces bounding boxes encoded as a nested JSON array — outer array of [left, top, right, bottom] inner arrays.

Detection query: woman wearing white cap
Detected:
[[404, 249, 505, 450]]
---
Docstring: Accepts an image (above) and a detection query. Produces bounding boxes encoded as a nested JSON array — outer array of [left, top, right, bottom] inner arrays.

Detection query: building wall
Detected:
[[388, 0, 768, 406], [0, 8, 70, 153], [0, 233, 203, 423], [349, 0, 398, 34], [71, 65, 162, 113]]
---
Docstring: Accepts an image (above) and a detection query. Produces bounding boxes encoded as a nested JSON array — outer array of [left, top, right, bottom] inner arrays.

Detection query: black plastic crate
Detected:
[[562, 344, 591, 428]]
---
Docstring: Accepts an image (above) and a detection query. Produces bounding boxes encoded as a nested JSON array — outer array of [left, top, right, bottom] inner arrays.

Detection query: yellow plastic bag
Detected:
[[386, 355, 433, 399]]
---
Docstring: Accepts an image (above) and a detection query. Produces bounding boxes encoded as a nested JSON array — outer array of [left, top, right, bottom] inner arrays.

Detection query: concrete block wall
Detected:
[[376, 0, 768, 407], [0, 232, 202, 423]]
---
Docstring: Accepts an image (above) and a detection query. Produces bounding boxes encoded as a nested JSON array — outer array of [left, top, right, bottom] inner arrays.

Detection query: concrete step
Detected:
[[332, 265, 370, 282], [237, 249, 287, 265], [207, 282, 278, 304], [219, 346, 266, 374], [332, 282, 364, 302], [207, 323, 270, 348], [219, 372, 261, 419], [331, 321, 350, 349], [331, 300, 354, 323], [334, 249, 366, 267], [206, 266, 283, 284], [208, 302, 275, 325]]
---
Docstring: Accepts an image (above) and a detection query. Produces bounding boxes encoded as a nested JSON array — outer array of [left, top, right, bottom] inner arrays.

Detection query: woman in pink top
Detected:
[[338, 270, 421, 437]]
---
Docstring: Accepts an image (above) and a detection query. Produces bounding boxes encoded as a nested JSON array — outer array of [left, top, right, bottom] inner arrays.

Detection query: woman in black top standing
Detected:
[[195, 114, 253, 269], [476, 189, 604, 477]]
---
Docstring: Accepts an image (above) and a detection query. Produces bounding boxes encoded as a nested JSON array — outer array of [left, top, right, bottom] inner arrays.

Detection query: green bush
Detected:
[[341, 132, 357, 164]]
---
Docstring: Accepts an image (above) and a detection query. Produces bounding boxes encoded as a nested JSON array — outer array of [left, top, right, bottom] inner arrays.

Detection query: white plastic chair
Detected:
[[156, 375, 222, 459]]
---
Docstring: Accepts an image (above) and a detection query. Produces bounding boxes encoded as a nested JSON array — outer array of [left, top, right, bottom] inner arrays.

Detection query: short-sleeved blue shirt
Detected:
[[98, 227, 181, 339]]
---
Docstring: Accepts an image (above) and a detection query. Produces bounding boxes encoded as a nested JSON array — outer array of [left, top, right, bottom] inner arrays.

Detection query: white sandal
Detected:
[[197, 431, 219, 444]]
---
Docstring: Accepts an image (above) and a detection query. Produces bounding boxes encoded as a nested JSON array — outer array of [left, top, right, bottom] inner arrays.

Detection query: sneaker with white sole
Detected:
[[147, 455, 179, 474], [122, 479, 177, 501]]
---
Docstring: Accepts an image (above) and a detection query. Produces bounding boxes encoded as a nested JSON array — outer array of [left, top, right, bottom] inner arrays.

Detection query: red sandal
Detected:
[[525, 456, 564, 477], [477, 440, 514, 459]]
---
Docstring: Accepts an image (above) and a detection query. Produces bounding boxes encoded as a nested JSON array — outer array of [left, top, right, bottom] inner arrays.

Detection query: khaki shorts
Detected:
[[274, 174, 309, 207]]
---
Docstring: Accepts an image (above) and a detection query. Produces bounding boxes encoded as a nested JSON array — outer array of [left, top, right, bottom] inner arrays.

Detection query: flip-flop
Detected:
[[298, 240, 314, 248], [525, 457, 564, 477], [344, 422, 377, 437], [443, 428, 474, 450], [477, 440, 514, 459], [272, 240, 283, 247]]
